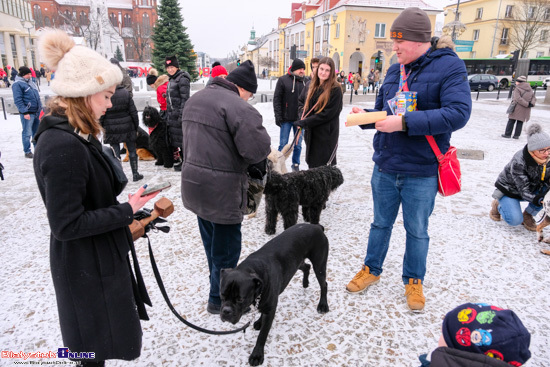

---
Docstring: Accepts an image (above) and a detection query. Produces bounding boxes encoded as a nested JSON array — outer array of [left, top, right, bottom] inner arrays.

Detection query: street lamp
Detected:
[[442, 1, 466, 41], [20, 19, 34, 38]]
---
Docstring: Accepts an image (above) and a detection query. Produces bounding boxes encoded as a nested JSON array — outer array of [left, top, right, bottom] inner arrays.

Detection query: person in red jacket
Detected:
[[146, 68, 169, 118]]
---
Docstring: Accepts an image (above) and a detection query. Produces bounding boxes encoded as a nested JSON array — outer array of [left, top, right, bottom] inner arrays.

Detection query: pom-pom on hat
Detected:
[[39, 29, 122, 98], [527, 123, 550, 151], [442, 303, 531, 365], [211, 65, 228, 78], [18, 66, 32, 76], [390, 7, 432, 43], [226, 60, 258, 93], [165, 55, 179, 69], [146, 68, 159, 85]]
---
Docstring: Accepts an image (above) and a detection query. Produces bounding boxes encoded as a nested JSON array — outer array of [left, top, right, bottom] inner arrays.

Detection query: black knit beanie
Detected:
[[18, 66, 32, 76], [390, 7, 432, 42], [291, 58, 306, 72], [226, 60, 257, 93], [165, 55, 179, 69]]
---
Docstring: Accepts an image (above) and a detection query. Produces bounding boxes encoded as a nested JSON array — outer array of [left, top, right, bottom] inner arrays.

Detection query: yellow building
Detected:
[[443, 0, 550, 59], [267, 0, 440, 79]]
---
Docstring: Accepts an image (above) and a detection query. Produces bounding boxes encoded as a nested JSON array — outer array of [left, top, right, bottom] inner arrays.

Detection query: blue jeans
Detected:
[[497, 196, 541, 226], [364, 166, 438, 284], [278, 122, 302, 166], [197, 217, 241, 306], [20, 113, 40, 154]]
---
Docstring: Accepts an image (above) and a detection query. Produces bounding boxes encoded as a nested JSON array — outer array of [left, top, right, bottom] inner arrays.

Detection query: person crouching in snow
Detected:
[[490, 123, 550, 231]]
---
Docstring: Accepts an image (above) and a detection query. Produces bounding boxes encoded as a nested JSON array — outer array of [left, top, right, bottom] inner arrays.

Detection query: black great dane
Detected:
[[219, 223, 329, 366]]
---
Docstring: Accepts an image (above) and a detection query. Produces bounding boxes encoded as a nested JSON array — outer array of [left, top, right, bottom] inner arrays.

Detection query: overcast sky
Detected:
[[179, 0, 456, 59]]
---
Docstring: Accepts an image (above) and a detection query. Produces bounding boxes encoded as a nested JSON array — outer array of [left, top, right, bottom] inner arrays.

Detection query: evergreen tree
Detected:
[[151, 0, 197, 80], [115, 45, 124, 62]]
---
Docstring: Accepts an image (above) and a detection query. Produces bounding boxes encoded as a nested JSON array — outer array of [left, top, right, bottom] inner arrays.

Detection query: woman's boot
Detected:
[[130, 156, 143, 182]]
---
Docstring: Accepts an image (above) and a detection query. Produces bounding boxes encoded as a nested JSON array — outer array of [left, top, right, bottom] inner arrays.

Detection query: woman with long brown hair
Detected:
[[33, 29, 158, 366], [296, 57, 343, 168]]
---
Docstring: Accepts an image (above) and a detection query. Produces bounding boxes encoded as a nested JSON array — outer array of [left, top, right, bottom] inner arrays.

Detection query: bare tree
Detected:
[[259, 55, 277, 69], [502, 0, 550, 56], [125, 22, 152, 62]]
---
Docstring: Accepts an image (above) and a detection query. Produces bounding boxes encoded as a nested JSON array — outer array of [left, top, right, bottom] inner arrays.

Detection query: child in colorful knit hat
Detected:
[[419, 303, 531, 366]]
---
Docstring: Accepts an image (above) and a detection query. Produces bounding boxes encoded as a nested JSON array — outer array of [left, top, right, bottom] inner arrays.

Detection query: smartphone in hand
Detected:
[[141, 182, 171, 197]]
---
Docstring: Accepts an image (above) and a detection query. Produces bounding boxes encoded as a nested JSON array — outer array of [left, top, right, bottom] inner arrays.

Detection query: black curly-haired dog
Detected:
[[263, 165, 344, 235], [142, 106, 173, 168]]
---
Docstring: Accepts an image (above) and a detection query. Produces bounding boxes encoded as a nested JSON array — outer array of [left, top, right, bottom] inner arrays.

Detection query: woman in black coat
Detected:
[[297, 57, 343, 168], [100, 85, 143, 181], [35, 29, 158, 366]]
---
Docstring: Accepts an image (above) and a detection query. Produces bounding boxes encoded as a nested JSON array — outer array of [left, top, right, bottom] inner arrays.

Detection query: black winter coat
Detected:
[[420, 347, 516, 367], [180, 77, 271, 224], [273, 72, 306, 125], [100, 85, 139, 144], [166, 69, 191, 148], [298, 83, 343, 168], [33, 115, 150, 362], [494, 145, 550, 205]]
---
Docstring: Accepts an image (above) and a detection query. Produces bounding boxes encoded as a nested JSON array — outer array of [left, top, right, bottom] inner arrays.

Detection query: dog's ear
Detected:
[[251, 272, 263, 298]]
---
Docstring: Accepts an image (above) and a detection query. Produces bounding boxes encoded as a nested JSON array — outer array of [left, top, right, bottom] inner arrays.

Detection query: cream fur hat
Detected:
[[39, 29, 122, 98]]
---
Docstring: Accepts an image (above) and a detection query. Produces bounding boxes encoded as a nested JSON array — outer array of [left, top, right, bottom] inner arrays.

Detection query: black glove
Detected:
[[247, 159, 267, 180], [294, 119, 305, 128], [528, 102, 534, 108], [533, 194, 544, 207], [275, 120, 282, 127]]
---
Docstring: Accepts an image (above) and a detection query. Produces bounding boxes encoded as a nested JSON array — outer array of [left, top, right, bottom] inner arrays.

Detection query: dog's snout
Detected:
[[221, 306, 233, 317]]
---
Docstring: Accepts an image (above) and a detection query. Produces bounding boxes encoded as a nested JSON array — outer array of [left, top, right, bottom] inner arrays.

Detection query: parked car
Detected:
[[544, 77, 550, 90], [468, 74, 499, 91]]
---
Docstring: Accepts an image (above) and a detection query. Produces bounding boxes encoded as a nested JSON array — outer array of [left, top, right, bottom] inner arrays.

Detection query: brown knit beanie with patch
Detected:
[[390, 7, 432, 43]]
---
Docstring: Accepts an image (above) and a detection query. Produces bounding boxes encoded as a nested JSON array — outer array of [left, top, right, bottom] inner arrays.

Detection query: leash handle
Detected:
[[147, 236, 250, 335]]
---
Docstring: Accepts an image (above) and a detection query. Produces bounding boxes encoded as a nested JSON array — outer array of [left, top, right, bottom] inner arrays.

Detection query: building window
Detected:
[[500, 28, 509, 45], [44, 16, 51, 27], [123, 14, 131, 27], [300, 31, 305, 47], [110, 13, 117, 27], [375, 23, 386, 38], [323, 25, 329, 41], [142, 13, 150, 35], [473, 29, 480, 41], [537, 51, 544, 57], [505, 5, 513, 18], [541, 30, 548, 42], [33, 5, 42, 27], [79, 11, 88, 26], [291, 34, 295, 46], [475, 8, 483, 20], [125, 43, 133, 60], [141, 0, 149, 5], [336, 23, 340, 38], [528, 6, 535, 19], [545, 8, 550, 20]]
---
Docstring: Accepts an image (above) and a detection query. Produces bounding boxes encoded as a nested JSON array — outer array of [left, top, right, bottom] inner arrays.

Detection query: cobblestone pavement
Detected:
[[1, 97, 549, 366]]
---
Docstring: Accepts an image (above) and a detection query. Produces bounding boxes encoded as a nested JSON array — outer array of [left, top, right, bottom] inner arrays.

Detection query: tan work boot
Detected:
[[346, 265, 380, 294], [489, 199, 501, 221], [523, 210, 536, 232], [405, 279, 425, 311]]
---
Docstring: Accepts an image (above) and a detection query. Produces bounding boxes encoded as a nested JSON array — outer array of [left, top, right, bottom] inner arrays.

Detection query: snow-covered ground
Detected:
[[1, 82, 549, 366]]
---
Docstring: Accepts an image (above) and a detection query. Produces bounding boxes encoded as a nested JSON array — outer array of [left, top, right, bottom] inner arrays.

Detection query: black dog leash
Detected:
[[146, 235, 250, 335]]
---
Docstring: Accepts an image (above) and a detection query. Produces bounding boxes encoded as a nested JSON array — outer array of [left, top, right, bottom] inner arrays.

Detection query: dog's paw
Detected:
[[248, 350, 264, 366], [317, 302, 329, 314], [264, 227, 276, 235], [253, 318, 262, 330]]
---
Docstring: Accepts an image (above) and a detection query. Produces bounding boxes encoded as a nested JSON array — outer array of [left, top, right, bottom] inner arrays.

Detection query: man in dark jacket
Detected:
[[165, 55, 191, 171], [12, 66, 42, 158], [273, 58, 306, 171], [346, 7, 471, 312], [181, 60, 270, 314], [110, 58, 133, 97]]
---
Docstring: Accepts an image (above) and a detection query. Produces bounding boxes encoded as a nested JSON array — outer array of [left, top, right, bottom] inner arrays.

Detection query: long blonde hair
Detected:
[[47, 96, 103, 136], [303, 57, 340, 114]]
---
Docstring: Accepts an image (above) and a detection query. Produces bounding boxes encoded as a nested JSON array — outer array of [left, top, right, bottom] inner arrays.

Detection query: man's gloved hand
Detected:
[[247, 159, 267, 180], [294, 119, 306, 128], [275, 120, 282, 127], [533, 194, 545, 207]]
